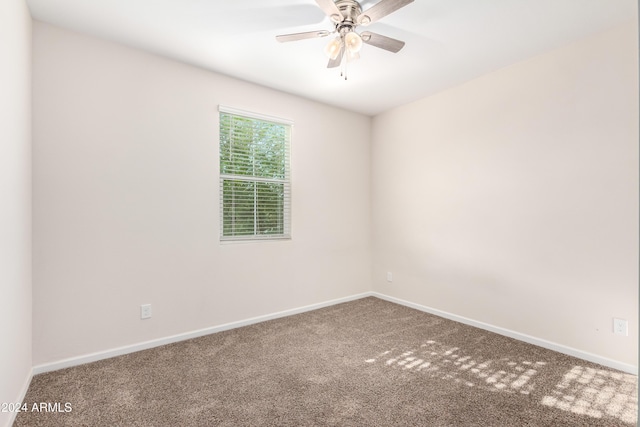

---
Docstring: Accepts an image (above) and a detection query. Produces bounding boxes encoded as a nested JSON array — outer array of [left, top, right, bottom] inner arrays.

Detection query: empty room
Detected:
[[1, 0, 638, 426]]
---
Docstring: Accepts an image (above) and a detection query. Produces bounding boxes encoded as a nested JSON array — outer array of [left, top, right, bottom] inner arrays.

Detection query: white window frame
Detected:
[[219, 105, 292, 242]]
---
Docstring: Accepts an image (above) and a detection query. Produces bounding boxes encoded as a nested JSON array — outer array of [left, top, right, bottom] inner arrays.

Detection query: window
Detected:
[[219, 106, 291, 241]]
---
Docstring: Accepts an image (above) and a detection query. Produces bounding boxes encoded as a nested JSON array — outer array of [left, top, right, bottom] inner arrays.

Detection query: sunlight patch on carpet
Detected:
[[541, 366, 638, 424], [365, 340, 545, 394]]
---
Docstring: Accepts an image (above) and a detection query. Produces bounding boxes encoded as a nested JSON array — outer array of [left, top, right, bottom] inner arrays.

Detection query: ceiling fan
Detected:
[[276, 0, 414, 79]]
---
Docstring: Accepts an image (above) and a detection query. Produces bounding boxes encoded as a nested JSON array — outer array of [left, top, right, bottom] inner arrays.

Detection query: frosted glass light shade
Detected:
[[324, 37, 342, 60], [345, 31, 363, 53]]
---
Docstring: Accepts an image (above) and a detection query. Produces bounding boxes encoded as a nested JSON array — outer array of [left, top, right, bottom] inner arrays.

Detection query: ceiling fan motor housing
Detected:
[[333, 0, 363, 33]]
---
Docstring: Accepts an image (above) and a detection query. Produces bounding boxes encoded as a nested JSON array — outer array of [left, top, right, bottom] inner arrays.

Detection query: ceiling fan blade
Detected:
[[315, 0, 343, 22], [361, 31, 405, 53], [276, 30, 330, 43], [327, 46, 344, 68], [357, 0, 414, 25]]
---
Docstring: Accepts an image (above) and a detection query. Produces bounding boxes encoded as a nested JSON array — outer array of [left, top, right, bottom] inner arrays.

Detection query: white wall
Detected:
[[30, 15, 639, 372], [0, 0, 32, 426], [371, 20, 639, 367], [32, 22, 371, 365]]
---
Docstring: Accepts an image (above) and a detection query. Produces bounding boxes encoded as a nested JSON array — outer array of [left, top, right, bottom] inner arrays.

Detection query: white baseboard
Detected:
[[5, 367, 33, 427], [372, 292, 638, 375], [32, 292, 374, 375], [32, 291, 636, 377]]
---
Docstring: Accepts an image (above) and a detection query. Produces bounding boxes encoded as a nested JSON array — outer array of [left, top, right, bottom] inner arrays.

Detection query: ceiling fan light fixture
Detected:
[[324, 36, 342, 60], [344, 31, 363, 53]]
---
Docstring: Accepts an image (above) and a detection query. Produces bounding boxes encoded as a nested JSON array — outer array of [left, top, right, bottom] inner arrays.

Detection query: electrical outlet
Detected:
[[386, 272, 393, 282], [141, 304, 152, 320], [613, 318, 628, 336]]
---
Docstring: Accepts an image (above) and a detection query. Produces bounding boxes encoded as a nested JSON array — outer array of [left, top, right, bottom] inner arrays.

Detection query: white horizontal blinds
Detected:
[[219, 106, 291, 240]]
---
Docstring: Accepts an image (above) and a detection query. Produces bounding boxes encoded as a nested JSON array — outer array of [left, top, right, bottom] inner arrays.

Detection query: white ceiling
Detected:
[[26, 0, 636, 116]]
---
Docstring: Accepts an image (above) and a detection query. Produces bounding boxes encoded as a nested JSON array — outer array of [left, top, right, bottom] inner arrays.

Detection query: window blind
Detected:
[[219, 106, 291, 241]]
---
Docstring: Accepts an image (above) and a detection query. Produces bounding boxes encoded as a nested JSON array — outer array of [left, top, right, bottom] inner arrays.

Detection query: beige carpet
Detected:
[[16, 297, 638, 426]]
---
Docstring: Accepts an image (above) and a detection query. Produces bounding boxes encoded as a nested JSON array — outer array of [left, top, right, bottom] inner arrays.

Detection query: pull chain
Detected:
[[341, 50, 348, 80]]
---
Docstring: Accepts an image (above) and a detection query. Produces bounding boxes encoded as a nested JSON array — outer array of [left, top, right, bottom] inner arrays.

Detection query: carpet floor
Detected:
[[15, 297, 638, 426]]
